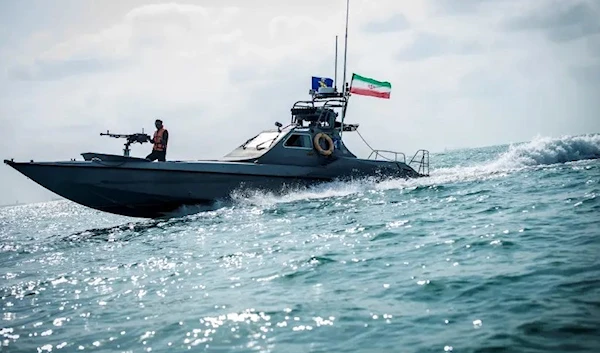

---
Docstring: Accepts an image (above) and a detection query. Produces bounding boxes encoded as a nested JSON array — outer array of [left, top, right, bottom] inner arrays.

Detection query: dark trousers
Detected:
[[146, 150, 166, 162]]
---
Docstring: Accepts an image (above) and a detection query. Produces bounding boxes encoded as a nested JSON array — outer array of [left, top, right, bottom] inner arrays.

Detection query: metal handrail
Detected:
[[367, 149, 406, 163], [409, 149, 430, 176], [290, 95, 347, 126]]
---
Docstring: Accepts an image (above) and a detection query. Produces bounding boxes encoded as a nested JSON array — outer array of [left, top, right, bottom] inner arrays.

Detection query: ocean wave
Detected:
[[386, 134, 600, 189], [489, 134, 600, 170]]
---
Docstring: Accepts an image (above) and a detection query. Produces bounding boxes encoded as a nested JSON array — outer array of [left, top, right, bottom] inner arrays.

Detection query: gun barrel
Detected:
[[100, 132, 131, 138], [99, 131, 150, 146]]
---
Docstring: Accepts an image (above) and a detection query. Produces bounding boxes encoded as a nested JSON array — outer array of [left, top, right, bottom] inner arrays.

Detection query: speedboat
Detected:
[[4, 90, 430, 218]]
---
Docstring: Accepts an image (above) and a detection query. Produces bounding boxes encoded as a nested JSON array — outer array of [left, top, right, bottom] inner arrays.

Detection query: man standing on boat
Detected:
[[145, 119, 169, 162]]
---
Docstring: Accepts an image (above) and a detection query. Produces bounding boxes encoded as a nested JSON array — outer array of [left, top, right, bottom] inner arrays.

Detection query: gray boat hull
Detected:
[[4, 155, 421, 218]]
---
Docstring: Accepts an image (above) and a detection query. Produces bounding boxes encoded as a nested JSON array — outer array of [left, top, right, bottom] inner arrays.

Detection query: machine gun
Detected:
[[100, 130, 152, 157]]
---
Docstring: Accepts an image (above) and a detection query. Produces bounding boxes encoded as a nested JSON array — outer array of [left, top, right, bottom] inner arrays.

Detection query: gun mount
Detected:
[[100, 130, 151, 157]]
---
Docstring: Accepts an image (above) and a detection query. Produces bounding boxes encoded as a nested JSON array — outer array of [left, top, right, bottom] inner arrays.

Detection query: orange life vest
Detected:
[[153, 128, 167, 151]]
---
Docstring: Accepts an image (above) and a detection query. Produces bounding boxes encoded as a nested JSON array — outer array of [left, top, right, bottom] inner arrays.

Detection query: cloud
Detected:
[[363, 14, 410, 33], [8, 57, 124, 81], [570, 63, 600, 85], [396, 32, 482, 61], [5, 4, 249, 82], [1, 2, 344, 153], [458, 70, 511, 98], [505, 0, 600, 42], [589, 35, 600, 57], [429, 0, 493, 14]]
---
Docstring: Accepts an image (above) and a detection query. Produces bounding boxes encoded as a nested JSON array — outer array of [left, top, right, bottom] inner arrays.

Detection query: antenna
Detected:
[[340, 0, 350, 138], [341, 0, 350, 95], [334, 35, 338, 91]]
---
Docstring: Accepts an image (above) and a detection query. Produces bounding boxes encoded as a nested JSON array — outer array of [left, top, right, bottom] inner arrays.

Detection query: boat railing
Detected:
[[291, 95, 347, 126], [409, 149, 430, 176], [367, 149, 406, 164]]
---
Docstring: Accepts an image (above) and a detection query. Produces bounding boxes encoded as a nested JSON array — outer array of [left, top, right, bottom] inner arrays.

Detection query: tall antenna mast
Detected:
[[341, 0, 350, 95], [334, 35, 338, 91], [340, 0, 350, 138]]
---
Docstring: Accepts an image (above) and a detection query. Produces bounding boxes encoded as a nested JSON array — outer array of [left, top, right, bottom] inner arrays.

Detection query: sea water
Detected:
[[1, 134, 599, 353]]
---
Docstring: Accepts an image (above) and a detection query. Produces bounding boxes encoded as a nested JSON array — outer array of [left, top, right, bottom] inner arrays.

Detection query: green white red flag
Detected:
[[349, 73, 391, 99]]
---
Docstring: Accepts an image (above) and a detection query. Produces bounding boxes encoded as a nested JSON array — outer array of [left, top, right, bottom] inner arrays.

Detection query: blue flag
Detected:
[[311, 76, 334, 90]]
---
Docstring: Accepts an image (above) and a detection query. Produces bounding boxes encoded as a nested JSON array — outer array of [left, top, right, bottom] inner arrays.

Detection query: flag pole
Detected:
[[341, 0, 349, 93], [334, 35, 338, 91], [340, 0, 350, 139]]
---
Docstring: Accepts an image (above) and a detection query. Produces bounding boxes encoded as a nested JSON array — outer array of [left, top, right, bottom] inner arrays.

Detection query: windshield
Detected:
[[244, 131, 281, 150]]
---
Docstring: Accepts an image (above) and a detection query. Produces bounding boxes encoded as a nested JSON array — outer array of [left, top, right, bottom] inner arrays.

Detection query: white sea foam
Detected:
[[485, 134, 600, 169], [176, 134, 600, 211], [229, 180, 368, 207], [402, 134, 597, 190]]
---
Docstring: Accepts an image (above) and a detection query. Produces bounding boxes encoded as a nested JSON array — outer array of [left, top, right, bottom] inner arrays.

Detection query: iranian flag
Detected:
[[349, 73, 391, 99]]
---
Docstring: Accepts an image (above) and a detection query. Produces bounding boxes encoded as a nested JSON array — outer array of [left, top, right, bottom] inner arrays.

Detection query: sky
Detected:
[[1, 0, 599, 205]]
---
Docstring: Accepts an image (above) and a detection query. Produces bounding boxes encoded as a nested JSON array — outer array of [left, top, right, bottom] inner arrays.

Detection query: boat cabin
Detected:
[[221, 92, 359, 166]]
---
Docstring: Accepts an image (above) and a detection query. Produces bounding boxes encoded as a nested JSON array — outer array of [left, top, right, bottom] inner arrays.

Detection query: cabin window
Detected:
[[284, 134, 312, 149], [244, 132, 281, 150]]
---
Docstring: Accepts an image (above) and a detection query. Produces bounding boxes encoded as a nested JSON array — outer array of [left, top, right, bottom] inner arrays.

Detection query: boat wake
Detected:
[[488, 133, 600, 169], [158, 201, 231, 219], [223, 134, 600, 209]]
